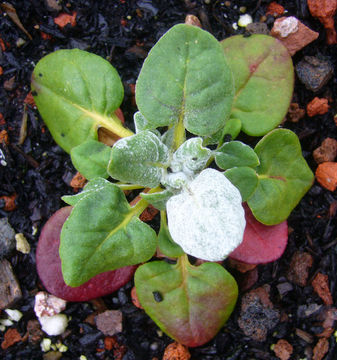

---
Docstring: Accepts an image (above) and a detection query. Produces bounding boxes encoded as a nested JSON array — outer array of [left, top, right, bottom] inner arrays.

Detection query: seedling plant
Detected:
[[32, 24, 314, 346]]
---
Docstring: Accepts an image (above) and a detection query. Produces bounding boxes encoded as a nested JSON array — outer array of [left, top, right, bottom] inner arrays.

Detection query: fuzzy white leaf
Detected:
[[166, 168, 245, 261], [171, 137, 211, 174]]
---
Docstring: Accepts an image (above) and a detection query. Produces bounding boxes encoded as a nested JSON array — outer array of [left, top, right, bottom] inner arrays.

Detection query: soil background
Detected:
[[1, 0, 337, 359]]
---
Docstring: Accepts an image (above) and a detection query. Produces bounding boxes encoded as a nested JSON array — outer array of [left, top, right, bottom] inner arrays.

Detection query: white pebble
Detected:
[[238, 14, 253, 27], [39, 314, 68, 336], [0, 319, 13, 327], [5, 309, 23, 322], [34, 291, 67, 318], [273, 16, 299, 38], [40, 338, 52, 352]]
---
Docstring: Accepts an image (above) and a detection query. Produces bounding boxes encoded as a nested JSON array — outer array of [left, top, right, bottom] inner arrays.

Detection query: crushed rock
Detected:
[[238, 286, 280, 341]]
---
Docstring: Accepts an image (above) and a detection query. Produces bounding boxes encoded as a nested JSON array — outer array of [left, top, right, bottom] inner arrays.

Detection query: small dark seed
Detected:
[[152, 291, 163, 302], [31, 90, 38, 96], [39, 73, 43, 77]]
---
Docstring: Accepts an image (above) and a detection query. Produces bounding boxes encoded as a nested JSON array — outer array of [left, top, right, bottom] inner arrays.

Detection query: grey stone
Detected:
[[246, 22, 270, 35], [0, 218, 16, 258], [0, 259, 22, 309], [95, 310, 123, 336], [238, 287, 280, 341], [44, 0, 62, 12], [296, 56, 333, 92]]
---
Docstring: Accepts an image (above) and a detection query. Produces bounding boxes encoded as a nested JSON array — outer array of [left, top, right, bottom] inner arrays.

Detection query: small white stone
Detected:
[[34, 291, 67, 318], [273, 16, 299, 38], [232, 22, 238, 30], [5, 309, 23, 322], [15, 233, 31, 254], [0, 325, 6, 331], [0, 319, 13, 327], [39, 314, 68, 336], [40, 338, 52, 352], [238, 14, 253, 27]]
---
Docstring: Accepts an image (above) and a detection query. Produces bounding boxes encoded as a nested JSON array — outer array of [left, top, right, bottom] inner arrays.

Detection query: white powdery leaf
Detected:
[[166, 168, 245, 261]]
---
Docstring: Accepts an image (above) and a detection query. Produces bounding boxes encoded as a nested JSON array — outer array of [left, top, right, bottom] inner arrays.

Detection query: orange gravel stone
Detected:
[[308, 0, 337, 44], [315, 162, 337, 191], [0, 129, 9, 145], [307, 97, 329, 117], [266, 2, 285, 17], [0, 194, 17, 211], [1, 328, 22, 349], [271, 17, 319, 55], [163, 342, 191, 360], [54, 11, 77, 28], [70, 172, 87, 190], [273, 339, 293, 360], [312, 272, 333, 305], [313, 338, 329, 360]]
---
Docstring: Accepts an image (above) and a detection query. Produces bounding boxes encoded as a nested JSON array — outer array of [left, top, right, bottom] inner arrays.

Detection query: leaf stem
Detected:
[[101, 112, 134, 138], [116, 183, 145, 190], [130, 186, 163, 217], [172, 120, 186, 151]]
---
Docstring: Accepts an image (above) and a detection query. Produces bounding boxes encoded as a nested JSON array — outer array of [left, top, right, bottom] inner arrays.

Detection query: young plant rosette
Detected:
[[32, 24, 314, 347]]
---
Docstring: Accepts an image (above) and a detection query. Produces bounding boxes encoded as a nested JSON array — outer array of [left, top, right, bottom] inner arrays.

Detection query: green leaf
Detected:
[[171, 138, 212, 173], [140, 189, 173, 211], [31, 49, 133, 153], [60, 180, 157, 286], [203, 118, 242, 146], [221, 35, 294, 136], [70, 140, 111, 180], [108, 130, 170, 187], [134, 111, 150, 133], [166, 168, 245, 261], [135, 256, 238, 347], [215, 141, 259, 170], [62, 177, 110, 206], [136, 24, 234, 137], [247, 129, 314, 225], [158, 211, 184, 258], [225, 167, 258, 201]]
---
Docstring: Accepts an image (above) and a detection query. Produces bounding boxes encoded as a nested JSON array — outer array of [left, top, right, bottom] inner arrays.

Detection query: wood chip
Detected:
[[0, 3, 32, 40], [295, 328, 314, 343], [0, 259, 22, 309]]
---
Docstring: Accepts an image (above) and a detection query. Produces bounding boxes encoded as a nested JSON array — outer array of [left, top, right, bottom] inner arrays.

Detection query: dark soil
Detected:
[[1, 0, 337, 359]]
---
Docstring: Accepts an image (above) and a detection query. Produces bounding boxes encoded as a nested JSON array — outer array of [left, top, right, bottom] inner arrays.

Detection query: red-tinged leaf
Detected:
[[135, 256, 238, 347], [229, 204, 288, 264], [36, 206, 136, 301]]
